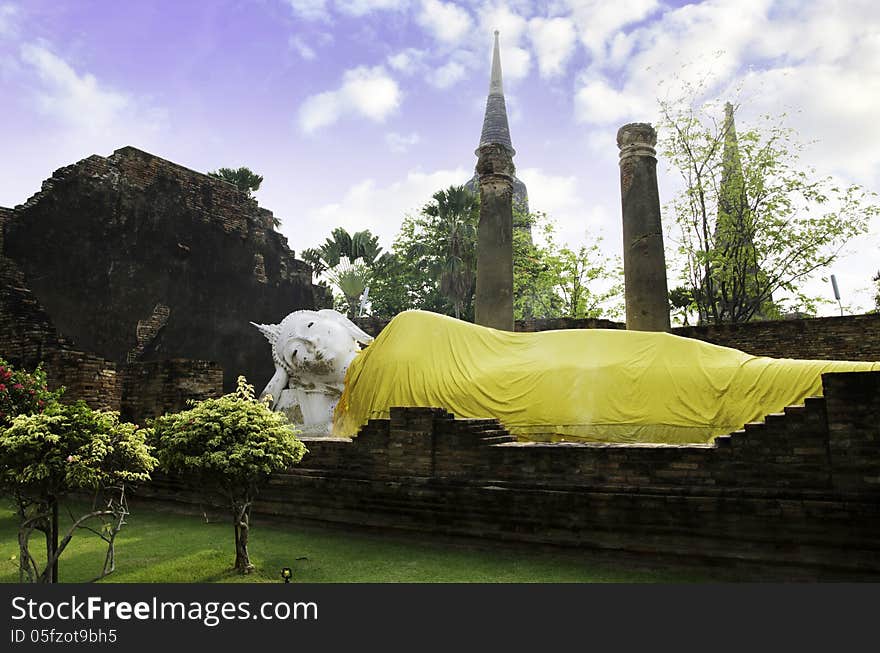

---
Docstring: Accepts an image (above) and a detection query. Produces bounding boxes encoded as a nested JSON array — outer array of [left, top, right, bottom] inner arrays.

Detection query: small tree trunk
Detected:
[[38, 498, 59, 583], [51, 499, 59, 583], [233, 503, 254, 574]]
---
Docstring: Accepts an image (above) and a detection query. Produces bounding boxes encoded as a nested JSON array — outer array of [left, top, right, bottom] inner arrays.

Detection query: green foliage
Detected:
[[659, 85, 879, 324], [0, 401, 156, 582], [514, 214, 623, 320], [151, 377, 305, 492], [668, 286, 695, 326], [425, 186, 479, 319], [0, 401, 155, 501], [207, 166, 264, 198], [873, 271, 880, 311], [150, 377, 306, 573], [367, 186, 479, 319], [367, 188, 624, 321], [0, 359, 58, 428], [302, 228, 390, 317]]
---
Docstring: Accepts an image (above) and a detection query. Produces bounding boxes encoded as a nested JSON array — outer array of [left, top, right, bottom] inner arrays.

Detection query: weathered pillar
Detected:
[[475, 143, 515, 331], [617, 123, 670, 331]]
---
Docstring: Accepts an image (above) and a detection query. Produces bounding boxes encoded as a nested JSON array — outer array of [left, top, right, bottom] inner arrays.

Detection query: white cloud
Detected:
[[479, 3, 527, 42], [478, 3, 530, 82], [285, 0, 330, 21], [417, 0, 473, 45], [0, 3, 18, 37], [385, 131, 420, 153], [20, 43, 166, 140], [565, 0, 880, 313], [303, 167, 470, 248], [527, 16, 577, 78], [563, 0, 659, 61], [299, 91, 342, 133], [517, 167, 609, 244], [429, 60, 466, 88], [289, 35, 316, 60], [335, 0, 408, 16], [574, 77, 645, 125], [387, 48, 427, 74], [298, 66, 402, 133], [572, 0, 772, 126]]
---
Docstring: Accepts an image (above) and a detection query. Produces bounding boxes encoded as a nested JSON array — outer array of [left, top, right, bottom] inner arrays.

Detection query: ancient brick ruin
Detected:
[[0, 147, 327, 421], [3, 145, 880, 576], [144, 369, 880, 574]]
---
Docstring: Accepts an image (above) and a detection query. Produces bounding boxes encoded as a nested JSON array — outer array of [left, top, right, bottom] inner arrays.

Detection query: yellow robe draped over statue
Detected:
[[333, 310, 880, 443]]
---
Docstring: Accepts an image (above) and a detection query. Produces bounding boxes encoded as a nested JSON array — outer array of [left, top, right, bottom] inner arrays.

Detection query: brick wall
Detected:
[[121, 359, 223, 423], [142, 371, 880, 573], [673, 313, 880, 361], [3, 146, 327, 392]]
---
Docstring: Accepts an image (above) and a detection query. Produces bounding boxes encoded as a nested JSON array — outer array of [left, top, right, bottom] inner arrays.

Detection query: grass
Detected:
[[0, 500, 720, 583]]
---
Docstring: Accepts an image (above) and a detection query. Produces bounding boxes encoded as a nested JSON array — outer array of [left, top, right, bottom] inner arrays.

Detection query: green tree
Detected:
[[668, 286, 695, 326], [515, 216, 623, 320], [368, 189, 623, 321], [420, 186, 479, 319], [207, 167, 264, 197], [151, 377, 306, 574], [873, 271, 880, 311], [659, 89, 878, 324], [0, 401, 156, 583], [302, 228, 390, 318]]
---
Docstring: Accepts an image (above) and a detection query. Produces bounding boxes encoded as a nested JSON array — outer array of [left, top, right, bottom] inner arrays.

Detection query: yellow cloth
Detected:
[[333, 310, 880, 443]]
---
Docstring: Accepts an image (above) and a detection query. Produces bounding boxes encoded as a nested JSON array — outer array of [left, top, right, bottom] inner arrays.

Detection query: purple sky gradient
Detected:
[[1, 0, 878, 316]]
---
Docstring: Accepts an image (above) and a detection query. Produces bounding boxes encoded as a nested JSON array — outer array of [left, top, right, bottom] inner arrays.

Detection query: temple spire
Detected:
[[489, 30, 503, 96], [477, 31, 514, 155], [720, 102, 743, 191]]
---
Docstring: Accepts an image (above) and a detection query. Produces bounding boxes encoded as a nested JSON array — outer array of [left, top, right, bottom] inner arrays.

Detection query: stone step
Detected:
[[482, 435, 518, 445]]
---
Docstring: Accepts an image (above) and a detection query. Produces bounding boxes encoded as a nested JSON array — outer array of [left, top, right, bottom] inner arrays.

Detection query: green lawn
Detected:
[[0, 500, 716, 583]]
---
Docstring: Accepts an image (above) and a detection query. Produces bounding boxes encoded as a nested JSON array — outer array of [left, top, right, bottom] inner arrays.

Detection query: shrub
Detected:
[[151, 377, 306, 573], [0, 358, 58, 427], [0, 401, 156, 582]]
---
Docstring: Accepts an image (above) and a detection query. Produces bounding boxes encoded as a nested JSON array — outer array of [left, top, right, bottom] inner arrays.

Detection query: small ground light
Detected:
[[281, 567, 292, 583]]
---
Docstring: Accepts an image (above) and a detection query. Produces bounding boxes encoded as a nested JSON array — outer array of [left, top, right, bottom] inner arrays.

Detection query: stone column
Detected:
[[617, 123, 670, 332], [474, 143, 514, 331]]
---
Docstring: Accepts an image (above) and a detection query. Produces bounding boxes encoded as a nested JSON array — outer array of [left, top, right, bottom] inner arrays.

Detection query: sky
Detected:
[[1, 0, 878, 315]]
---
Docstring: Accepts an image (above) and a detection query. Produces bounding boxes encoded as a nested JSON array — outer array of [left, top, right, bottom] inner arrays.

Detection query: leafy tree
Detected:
[[0, 358, 57, 428], [151, 377, 306, 574], [874, 271, 880, 311], [302, 228, 390, 318], [207, 166, 264, 197], [368, 211, 458, 319], [514, 216, 623, 320], [668, 286, 695, 326], [423, 186, 479, 319], [0, 401, 156, 583], [659, 89, 878, 324], [368, 189, 623, 321]]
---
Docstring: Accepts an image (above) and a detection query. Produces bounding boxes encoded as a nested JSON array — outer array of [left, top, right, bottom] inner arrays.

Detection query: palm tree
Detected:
[[423, 186, 478, 319], [302, 228, 390, 317], [208, 167, 264, 198]]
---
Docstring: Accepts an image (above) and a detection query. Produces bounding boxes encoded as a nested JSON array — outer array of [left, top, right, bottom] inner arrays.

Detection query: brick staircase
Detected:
[[713, 395, 826, 449]]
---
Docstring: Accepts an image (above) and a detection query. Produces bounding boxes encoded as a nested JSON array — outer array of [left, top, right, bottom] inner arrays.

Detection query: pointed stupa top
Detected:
[[721, 102, 742, 185], [477, 31, 515, 156]]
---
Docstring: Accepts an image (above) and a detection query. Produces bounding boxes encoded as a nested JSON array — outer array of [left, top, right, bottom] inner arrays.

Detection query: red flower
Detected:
[[0, 384, 5, 392], [12, 383, 23, 390]]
